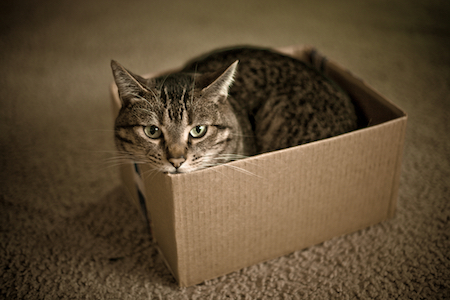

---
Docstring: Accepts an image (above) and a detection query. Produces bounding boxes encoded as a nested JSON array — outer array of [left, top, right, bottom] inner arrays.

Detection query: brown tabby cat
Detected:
[[111, 46, 359, 174]]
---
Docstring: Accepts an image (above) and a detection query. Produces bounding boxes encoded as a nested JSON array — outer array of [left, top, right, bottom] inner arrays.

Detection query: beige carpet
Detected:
[[1, 0, 449, 298]]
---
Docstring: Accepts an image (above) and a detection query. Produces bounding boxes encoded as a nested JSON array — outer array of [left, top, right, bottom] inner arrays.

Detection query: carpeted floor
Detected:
[[1, 0, 449, 298]]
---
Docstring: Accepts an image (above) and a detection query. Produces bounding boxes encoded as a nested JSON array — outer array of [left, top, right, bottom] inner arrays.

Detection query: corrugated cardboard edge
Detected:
[[386, 117, 407, 218]]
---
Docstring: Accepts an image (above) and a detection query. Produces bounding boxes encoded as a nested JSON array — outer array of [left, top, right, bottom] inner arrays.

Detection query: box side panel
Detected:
[[169, 115, 406, 286], [141, 169, 180, 282]]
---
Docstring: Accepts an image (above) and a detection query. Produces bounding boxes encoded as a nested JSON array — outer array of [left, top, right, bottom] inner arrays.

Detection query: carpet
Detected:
[[1, 0, 449, 298]]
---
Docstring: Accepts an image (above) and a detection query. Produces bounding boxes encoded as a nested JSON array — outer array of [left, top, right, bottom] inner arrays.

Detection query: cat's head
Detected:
[[111, 60, 243, 174]]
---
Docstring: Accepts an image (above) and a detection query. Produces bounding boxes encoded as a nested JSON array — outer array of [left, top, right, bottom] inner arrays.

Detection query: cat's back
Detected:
[[182, 47, 313, 107], [182, 46, 347, 109], [182, 46, 359, 153]]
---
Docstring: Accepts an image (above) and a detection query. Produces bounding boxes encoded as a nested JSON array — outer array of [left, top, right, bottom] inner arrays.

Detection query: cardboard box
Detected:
[[110, 45, 407, 287]]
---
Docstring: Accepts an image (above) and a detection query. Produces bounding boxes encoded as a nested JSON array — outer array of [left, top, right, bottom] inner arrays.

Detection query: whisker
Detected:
[[200, 163, 228, 177], [200, 161, 260, 178], [207, 153, 260, 168], [141, 165, 163, 181], [199, 152, 261, 178], [84, 149, 126, 154], [91, 156, 137, 174], [97, 161, 131, 172], [102, 158, 132, 165], [221, 164, 262, 178]]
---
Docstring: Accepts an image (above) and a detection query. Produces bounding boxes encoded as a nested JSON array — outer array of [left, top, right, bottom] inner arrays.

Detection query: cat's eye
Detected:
[[189, 125, 208, 138], [144, 125, 162, 139]]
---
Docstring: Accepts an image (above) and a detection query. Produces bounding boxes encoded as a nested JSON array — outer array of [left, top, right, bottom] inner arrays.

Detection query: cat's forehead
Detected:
[[141, 72, 217, 125], [154, 73, 195, 93], [148, 74, 195, 124]]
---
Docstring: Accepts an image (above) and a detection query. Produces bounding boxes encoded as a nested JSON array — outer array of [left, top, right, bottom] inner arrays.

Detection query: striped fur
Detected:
[[111, 46, 359, 173]]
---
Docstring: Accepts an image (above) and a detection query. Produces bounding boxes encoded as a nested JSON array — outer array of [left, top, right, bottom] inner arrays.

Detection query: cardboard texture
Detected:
[[110, 45, 407, 287]]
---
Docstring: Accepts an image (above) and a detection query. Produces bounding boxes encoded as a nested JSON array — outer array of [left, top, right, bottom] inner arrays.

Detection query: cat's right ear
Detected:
[[111, 60, 150, 106], [201, 60, 238, 100]]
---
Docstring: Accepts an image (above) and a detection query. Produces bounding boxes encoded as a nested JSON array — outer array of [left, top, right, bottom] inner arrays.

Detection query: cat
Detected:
[[111, 46, 359, 174]]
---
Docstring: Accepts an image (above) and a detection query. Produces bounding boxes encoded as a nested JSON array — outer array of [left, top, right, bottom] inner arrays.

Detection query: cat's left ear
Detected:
[[202, 60, 238, 99], [111, 60, 151, 106]]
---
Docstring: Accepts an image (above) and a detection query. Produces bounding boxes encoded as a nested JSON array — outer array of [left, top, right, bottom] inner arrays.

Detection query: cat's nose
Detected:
[[169, 157, 185, 169]]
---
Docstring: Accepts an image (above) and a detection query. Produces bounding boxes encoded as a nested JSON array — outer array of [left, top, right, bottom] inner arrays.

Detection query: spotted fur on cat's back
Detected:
[[111, 46, 359, 174], [181, 47, 359, 153]]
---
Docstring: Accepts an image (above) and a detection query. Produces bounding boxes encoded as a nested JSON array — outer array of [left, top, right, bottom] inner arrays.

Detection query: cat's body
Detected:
[[112, 46, 359, 174]]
